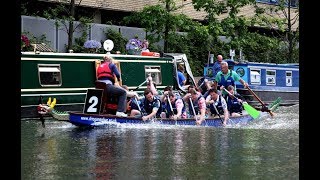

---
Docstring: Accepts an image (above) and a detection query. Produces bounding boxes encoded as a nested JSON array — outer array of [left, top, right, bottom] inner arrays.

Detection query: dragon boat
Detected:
[[38, 103, 254, 127], [37, 95, 281, 128]]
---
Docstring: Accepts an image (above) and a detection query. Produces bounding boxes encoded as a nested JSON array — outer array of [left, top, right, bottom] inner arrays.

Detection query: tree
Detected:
[[42, 0, 96, 52], [124, 0, 196, 52], [192, 0, 256, 52], [252, 0, 299, 63]]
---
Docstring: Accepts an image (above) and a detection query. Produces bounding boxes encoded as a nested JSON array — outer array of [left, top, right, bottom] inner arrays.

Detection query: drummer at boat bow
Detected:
[[130, 88, 162, 121], [206, 88, 229, 126], [96, 56, 127, 117], [213, 61, 248, 98]]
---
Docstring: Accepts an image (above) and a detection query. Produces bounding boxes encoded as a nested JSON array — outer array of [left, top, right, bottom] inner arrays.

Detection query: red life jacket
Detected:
[[97, 61, 114, 81]]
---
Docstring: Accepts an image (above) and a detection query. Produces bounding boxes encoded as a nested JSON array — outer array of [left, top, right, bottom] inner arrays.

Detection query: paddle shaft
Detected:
[[223, 88, 261, 119], [133, 79, 148, 91], [38, 95, 45, 128], [166, 95, 174, 116], [134, 97, 141, 112], [223, 88, 238, 100], [211, 100, 224, 124], [246, 87, 265, 106], [246, 87, 274, 117], [189, 97, 197, 117]]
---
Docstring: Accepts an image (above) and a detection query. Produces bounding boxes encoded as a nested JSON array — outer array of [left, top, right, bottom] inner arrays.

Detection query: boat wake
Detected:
[[241, 104, 299, 129]]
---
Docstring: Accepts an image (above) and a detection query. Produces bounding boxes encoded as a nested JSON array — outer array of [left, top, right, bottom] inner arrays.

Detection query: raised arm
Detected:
[[147, 76, 158, 96]]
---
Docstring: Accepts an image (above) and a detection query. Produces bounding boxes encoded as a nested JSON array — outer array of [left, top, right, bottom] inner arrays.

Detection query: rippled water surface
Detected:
[[21, 105, 299, 179]]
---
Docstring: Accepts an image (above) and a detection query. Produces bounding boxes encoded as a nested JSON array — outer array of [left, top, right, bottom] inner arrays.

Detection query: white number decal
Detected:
[[87, 96, 98, 112]]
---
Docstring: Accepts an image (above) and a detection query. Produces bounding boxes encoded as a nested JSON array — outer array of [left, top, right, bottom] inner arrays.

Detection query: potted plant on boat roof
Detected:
[[84, 39, 102, 53], [21, 34, 32, 51], [126, 35, 142, 55]]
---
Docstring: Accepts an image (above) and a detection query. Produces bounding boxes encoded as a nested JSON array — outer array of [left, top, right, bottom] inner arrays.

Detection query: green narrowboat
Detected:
[[21, 51, 196, 119]]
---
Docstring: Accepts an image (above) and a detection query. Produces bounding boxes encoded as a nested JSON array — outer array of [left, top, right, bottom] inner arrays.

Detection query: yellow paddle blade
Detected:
[[243, 102, 260, 119], [50, 98, 56, 108], [47, 97, 52, 106]]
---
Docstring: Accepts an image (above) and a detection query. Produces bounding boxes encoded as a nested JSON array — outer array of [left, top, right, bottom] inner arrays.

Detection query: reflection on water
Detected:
[[21, 105, 299, 179]]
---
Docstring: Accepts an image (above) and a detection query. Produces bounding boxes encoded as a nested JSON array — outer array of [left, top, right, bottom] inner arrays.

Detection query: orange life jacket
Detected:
[[97, 61, 114, 81]]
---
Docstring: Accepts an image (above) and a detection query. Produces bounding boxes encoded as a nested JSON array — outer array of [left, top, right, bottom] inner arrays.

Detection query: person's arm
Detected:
[[239, 79, 248, 88], [110, 63, 121, 82], [213, 81, 218, 90], [196, 97, 207, 124], [174, 99, 184, 119], [142, 108, 158, 120], [235, 93, 245, 102], [205, 94, 214, 105], [221, 97, 229, 125], [204, 79, 212, 90], [182, 93, 191, 102], [161, 91, 169, 103], [147, 76, 158, 96], [142, 100, 160, 120], [181, 73, 186, 85], [232, 71, 248, 88], [126, 91, 139, 98]]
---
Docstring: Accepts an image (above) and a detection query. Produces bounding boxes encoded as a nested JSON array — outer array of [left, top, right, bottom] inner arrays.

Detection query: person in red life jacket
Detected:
[[96, 56, 127, 117]]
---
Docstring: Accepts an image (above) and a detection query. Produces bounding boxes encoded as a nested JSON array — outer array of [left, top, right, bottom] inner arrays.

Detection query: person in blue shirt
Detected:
[[177, 65, 186, 87], [130, 88, 162, 120], [212, 55, 223, 78]]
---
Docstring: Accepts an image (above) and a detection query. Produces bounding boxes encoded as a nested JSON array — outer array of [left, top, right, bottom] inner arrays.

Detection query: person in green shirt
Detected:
[[213, 61, 248, 98]]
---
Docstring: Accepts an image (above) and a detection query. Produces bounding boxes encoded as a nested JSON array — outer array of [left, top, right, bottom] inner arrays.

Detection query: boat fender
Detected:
[[141, 51, 160, 57]]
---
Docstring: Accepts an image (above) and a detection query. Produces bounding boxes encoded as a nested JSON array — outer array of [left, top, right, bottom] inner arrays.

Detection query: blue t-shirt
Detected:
[[177, 71, 186, 86], [212, 61, 221, 78]]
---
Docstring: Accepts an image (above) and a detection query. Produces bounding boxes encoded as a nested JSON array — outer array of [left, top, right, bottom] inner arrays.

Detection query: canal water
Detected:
[[21, 105, 299, 179]]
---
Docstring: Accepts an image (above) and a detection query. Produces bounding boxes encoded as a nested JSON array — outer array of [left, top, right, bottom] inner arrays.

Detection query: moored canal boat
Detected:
[[21, 51, 196, 119], [199, 59, 299, 108]]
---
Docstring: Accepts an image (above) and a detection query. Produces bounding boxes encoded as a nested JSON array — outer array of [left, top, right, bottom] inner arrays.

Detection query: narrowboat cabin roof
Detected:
[[21, 51, 173, 61], [223, 59, 299, 69]]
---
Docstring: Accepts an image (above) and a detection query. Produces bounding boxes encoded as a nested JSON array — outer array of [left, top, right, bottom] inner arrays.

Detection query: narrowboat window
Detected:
[[266, 69, 276, 85], [38, 64, 62, 86], [250, 69, 261, 85], [145, 66, 162, 85], [286, 71, 292, 86]]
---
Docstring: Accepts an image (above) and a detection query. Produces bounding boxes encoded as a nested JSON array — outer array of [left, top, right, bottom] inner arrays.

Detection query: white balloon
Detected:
[[103, 39, 114, 51]]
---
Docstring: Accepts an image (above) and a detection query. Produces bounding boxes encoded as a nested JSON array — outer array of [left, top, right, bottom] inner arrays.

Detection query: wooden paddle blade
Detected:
[[243, 102, 260, 119]]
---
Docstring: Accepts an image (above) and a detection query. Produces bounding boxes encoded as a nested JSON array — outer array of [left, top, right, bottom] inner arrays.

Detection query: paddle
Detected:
[[246, 86, 274, 117], [166, 95, 175, 118], [38, 95, 45, 128], [223, 88, 260, 119], [189, 97, 197, 120], [210, 99, 224, 125], [189, 97, 208, 126], [133, 78, 149, 91], [134, 96, 141, 112]]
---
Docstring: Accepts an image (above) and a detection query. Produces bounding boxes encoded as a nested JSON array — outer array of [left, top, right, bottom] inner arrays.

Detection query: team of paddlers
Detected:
[[95, 54, 251, 126]]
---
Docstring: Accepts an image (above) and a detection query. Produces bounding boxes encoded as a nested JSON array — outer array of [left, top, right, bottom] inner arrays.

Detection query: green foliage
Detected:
[[70, 31, 88, 53], [21, 31, 52, 51], [123, 5, 170, 41], [104, 29, 128, 54]]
